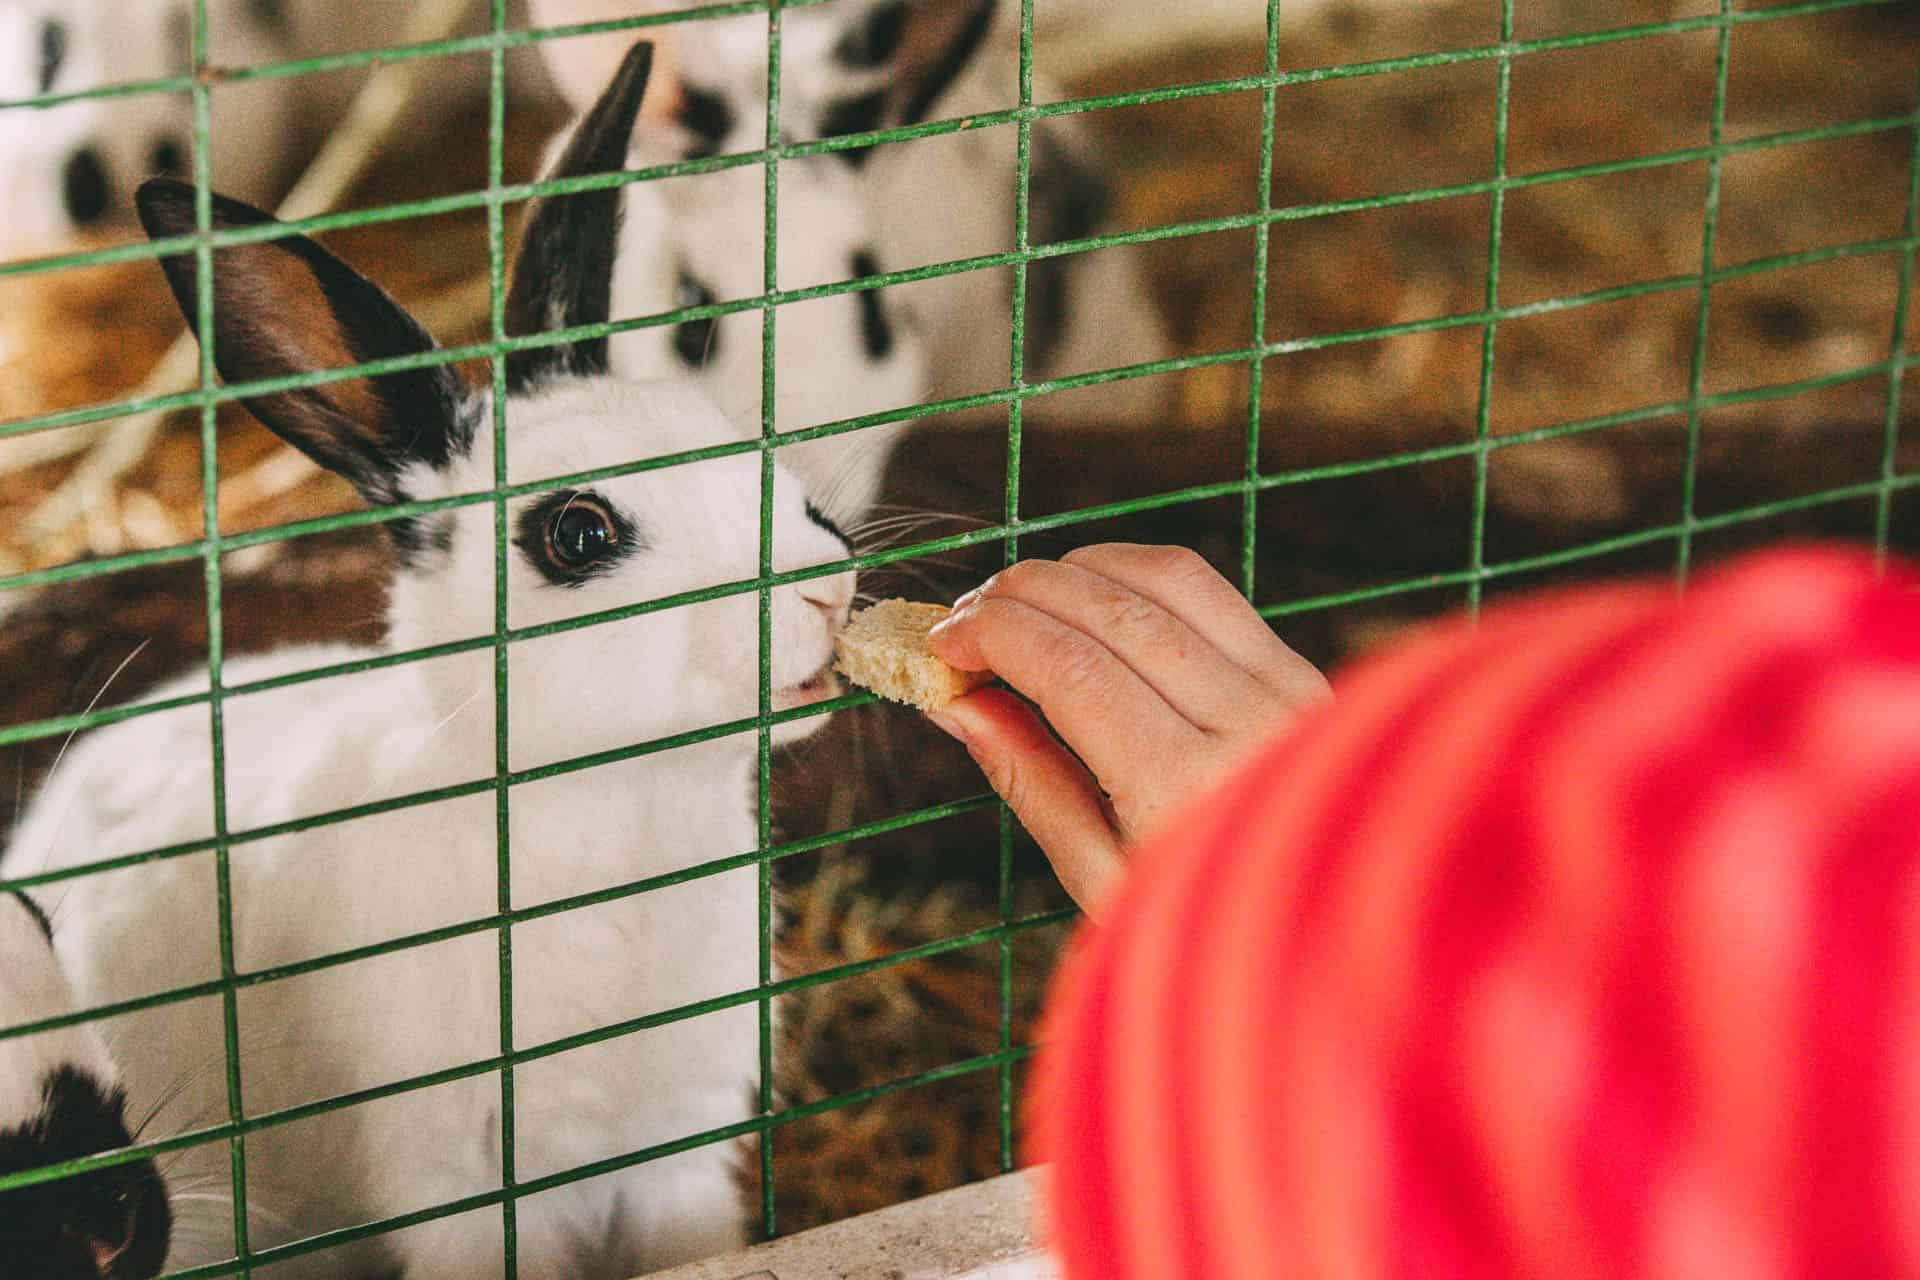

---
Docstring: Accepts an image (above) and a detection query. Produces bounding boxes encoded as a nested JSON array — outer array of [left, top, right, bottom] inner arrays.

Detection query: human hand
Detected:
[[927, 544, 1330, 917]]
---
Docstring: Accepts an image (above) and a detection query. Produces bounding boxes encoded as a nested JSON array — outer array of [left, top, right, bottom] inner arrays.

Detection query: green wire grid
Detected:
[[487, 0, 521, 1269], [0, 1, 1916, 1276], [186, 0, 252, 1264]]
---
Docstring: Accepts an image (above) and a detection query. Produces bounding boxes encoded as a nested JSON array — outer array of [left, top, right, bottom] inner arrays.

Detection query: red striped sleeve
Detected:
[[1033, 546, 1920, 1280]]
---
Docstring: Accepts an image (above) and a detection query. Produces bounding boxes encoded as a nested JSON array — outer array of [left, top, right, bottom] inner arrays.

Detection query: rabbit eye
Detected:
[[548, 497, 618, 567], [38, 19, 67, 94], [672, 273, 718, 368], [514, 491, 638, 587]]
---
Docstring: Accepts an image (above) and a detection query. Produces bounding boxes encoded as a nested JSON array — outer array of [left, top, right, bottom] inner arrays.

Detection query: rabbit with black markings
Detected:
[[528, 10, 955, 530], [0, 890, 172, 1279], [786, 0, 1175, 432], [532, 0, 1173, 450], [10, 42, 853, 1279]]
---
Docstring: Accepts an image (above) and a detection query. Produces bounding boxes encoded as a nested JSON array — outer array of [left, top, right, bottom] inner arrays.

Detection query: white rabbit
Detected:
[[531, 0, 1174, 450], [10, 42, 855, 1279], [0, 889, 174, 1278]]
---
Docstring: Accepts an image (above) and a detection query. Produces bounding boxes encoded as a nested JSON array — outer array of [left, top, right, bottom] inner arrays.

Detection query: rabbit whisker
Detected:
[[29, 638, 152, 884]]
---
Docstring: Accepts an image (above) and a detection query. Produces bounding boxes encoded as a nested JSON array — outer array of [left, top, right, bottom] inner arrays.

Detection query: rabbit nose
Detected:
[[68, 1202, 137, 1274], [63, 146, 111, 226], [86, 1228, 130, 1272]]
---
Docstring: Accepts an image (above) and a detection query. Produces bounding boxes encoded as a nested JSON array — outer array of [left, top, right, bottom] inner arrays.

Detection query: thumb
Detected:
[[932, 688, 1129, 917]]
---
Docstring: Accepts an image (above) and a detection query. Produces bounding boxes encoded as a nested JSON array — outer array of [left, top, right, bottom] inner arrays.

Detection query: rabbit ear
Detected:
[[819, 0, 997, 155], [504, 40, 655, 395], [135, 178, 471, 507]]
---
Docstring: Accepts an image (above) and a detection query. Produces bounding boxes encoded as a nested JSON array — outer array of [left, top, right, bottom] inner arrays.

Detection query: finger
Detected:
[[957, 558, 1271, 731], [1061, 543, 1331, 705], [928, 596, 1204, 790], [931, 688, 1130, 916]]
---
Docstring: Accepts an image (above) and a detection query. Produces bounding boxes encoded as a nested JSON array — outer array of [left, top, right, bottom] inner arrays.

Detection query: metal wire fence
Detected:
[[0, 0, 1915, 1276]]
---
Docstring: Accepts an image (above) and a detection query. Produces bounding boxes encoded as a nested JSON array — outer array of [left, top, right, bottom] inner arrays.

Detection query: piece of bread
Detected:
[[836, 599, 992, 714]]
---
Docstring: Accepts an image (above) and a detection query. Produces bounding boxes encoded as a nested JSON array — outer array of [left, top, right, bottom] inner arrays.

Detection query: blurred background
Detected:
[[1, 0, 1915, 1238]]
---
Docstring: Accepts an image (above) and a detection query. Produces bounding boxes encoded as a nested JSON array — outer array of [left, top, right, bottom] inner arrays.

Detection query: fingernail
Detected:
[[929, 710, 971, 745], [929, 600, 970, 641], [950, 588, 980, 612]]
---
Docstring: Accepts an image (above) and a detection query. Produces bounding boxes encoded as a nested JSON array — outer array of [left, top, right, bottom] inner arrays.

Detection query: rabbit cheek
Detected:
[[388, 512, 457, 571]]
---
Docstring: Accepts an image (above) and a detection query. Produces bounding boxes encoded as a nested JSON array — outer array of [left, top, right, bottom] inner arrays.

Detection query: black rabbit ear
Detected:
[[504, 40, 655, 394], [135, 179, 471, 508], [819, 0, 997, 161]]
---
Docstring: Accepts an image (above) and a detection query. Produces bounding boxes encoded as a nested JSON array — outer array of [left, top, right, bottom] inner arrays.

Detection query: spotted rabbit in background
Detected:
[[772, 0, 1175, 432], [529, 0, 1175, 526], [9, 42, 855, 1278], [526, 3, 994, 529], [0, 0, 296, 258], [0, 0, 553, 261], [533, 0, 1175, 454]]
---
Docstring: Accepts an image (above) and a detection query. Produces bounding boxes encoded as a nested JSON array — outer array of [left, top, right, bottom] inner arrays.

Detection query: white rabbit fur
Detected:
[[0, 894, 117, 1142], [823, 15, 1177, 432], [0, 890, 174, 1277], [8, 44, 854, 1279], [612, 83, 927, 527]]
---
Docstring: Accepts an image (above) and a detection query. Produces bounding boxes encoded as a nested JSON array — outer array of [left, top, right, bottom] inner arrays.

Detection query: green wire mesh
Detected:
[[0, 0, 1915, 1275]]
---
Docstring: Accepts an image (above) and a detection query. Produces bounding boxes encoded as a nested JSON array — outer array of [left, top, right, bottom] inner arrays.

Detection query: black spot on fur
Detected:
[[387, 512, 457, 568], [63, 148, 110, 226], [149, 136, 188, 178], [0, 1068, 172, 1280], [505, 42, 655, 394], [835, 3, 910, 67], [849, 251, 893, 361], [899, 0, 996, 126], [513, 490, 644, 588], [820, 90, 889, 168], [804, 500, 853, 553], [1752, 296, 1817, 345], [7, 891, 53, 944], [248, 0, 292, 36], [38, 18, 66, 95], [672, 273, 719, 368], [1023, 133, 1112, 374], [677, 83, 735, 161]]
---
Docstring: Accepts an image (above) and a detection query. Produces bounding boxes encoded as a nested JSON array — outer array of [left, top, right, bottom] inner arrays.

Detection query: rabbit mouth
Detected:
[[773, 660, 842, 711]]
